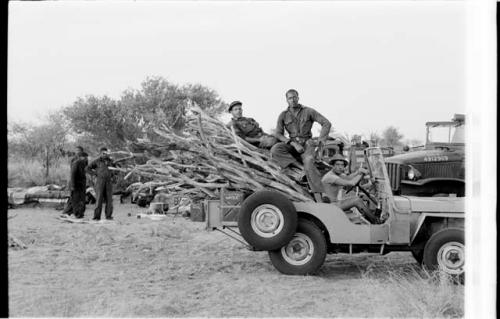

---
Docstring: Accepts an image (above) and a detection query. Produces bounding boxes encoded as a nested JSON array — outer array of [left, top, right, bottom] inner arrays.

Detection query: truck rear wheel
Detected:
[[238, 190, 297, 251], [268, 219, 327, 275], [423, 228, 464, 282]]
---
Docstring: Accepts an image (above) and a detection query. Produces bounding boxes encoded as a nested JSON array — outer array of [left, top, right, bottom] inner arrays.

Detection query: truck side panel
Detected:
[[293, 202, 389, 244]]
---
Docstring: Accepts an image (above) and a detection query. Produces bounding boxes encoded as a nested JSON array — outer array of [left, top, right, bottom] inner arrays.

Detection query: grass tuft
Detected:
[[361, 262, 464, 318]]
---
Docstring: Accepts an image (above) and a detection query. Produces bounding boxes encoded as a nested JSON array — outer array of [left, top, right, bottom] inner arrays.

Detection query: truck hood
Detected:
[[385, 149, 464, 165], [398, 195, 465, 213]]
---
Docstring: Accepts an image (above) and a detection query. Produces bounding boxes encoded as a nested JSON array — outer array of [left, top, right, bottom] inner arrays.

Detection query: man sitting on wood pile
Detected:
[[61, 146, 89, 219], [226, 100, 277, 149], [321, 154, 380, 224], [271, 89, 331, 201]]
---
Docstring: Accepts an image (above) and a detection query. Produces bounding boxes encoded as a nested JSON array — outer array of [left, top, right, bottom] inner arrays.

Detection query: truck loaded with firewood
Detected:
[[116, 107, 465, 281], [205, 147, 465, 281]]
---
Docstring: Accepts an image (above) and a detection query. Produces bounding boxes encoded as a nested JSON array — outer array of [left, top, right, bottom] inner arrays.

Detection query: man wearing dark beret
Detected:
[[226, 101, 277, 149]]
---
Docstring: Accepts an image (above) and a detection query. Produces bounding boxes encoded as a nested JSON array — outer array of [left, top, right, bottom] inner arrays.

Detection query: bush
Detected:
[[8, 156, 70, 188]]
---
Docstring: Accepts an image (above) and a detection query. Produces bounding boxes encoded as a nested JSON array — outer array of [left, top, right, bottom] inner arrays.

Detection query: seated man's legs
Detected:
[[270, 142, 301, 168], [338, 197, 379, 224], [301, 141, 324, 193]]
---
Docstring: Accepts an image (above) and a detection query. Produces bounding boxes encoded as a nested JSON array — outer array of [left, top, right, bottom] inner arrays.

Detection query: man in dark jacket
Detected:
[[87, 147, 116, 220], [226, 101, 277, 149], [271, 89, 332, 198], [61, 146, 88, 218]]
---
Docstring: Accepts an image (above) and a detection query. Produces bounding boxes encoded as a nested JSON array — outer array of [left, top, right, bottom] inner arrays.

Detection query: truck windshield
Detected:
[[427, 123, 465, 144]]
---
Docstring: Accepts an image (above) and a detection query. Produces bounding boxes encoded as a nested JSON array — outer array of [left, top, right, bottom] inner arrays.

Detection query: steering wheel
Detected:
[[345, 175, 379, 206]]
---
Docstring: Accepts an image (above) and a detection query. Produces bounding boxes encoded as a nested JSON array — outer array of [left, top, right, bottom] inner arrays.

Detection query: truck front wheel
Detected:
[[268, 219, 327, 275], [423, 228, 464, 281]]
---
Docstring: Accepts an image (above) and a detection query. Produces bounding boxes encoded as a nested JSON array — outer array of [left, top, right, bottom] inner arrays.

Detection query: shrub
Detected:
[[8, 156, 70, 188]]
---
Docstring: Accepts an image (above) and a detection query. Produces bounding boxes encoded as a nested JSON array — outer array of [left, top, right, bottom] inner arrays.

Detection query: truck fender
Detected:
[[411, 213, 464, 244]]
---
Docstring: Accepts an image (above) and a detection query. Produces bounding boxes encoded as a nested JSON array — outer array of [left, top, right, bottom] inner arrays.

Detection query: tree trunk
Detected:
[[45, 147, 50, 182]]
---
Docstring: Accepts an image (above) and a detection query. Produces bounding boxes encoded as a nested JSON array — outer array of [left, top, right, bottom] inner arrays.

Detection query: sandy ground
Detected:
[[8, 197, 463, 317]]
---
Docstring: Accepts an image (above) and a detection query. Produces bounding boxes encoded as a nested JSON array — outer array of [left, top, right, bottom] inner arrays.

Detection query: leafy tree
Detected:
[[381, 126, 404, 148], [63, 95, 140, 150], [8, 112, 70, 180], [63, 76, 227, 149], [120, 76, 226, 132]]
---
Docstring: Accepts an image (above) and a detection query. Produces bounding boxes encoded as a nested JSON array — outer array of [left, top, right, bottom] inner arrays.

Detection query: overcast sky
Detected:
[[8, 1, 466, 143]]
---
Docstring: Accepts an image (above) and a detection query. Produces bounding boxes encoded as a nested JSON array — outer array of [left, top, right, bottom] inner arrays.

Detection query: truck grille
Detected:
[[386, 163, 401, 191], [412, 162, 463, 179]]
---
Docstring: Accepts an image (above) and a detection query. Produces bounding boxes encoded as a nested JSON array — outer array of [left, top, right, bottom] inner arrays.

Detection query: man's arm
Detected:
[[345, 167, 369, 180], [310, 109, 331, 141], [86, 159, 98, 176], [322, 172, 363, 187], [274, 112, 289, 143]]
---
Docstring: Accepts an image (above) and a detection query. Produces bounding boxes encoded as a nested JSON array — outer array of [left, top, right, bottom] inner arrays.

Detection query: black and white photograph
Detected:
[[6, 0, 496, 318]]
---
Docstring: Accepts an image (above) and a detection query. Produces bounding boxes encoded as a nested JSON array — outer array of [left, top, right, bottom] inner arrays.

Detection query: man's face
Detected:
[[100, 150, 109, 158], [230, 105, 243, 118], [332, 161, 346, 174], [75, 147, 83, 155], [286, 91, 299, 108]]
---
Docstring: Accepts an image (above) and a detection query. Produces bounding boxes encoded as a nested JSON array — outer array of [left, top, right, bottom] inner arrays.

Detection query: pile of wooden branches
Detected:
[[113, 106, 313, 202]]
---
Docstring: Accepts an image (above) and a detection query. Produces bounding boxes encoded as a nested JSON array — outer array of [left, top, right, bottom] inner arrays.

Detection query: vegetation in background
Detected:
[[8, 156, 70, 188], [8, 112, 70, 184], [63, 76, 227, 149], [380, 126, 404, 148], [8, 76, 227, 187]]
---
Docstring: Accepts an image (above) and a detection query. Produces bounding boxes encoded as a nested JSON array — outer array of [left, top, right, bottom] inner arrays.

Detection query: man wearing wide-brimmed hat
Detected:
[[226, 100, 277, 149], [321, 154, 379, 224]]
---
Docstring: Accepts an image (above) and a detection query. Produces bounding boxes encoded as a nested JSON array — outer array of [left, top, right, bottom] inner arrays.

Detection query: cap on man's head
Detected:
[[81, 152, 89, 157], [76, 146, 84, 152], [99, 147, 109, 152], [328, 154, 348, 166], [228, 101, 242, 112]]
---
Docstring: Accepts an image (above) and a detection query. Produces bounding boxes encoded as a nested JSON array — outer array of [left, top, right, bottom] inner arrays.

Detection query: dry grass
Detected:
[[8, 156, 69, 187], [360, 263, 464, 318], [8, 202, 464, 318]]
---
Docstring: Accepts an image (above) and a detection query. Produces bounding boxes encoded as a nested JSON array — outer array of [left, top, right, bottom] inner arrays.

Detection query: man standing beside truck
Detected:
[[271, 89, 331, 197]]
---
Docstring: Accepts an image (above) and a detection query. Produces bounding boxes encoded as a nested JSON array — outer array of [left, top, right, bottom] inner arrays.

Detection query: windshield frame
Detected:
[[425, 121, 465, 147], [364, 147, 396, 222]]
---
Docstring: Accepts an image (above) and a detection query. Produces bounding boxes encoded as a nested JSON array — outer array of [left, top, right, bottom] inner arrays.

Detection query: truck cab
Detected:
[[385, 114, 465, 197]]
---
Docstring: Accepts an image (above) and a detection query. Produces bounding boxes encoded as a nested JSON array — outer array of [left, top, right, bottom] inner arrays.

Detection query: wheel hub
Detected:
[[281, 233, 314, 266], [250, 204, 284, 238], [437, 241, 464, 275]]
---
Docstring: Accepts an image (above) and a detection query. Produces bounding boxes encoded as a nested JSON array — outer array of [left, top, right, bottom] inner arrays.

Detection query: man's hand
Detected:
[[290, 141, 304, 153], [259, 135, 277, 148], [358, 167, 369, 175]]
